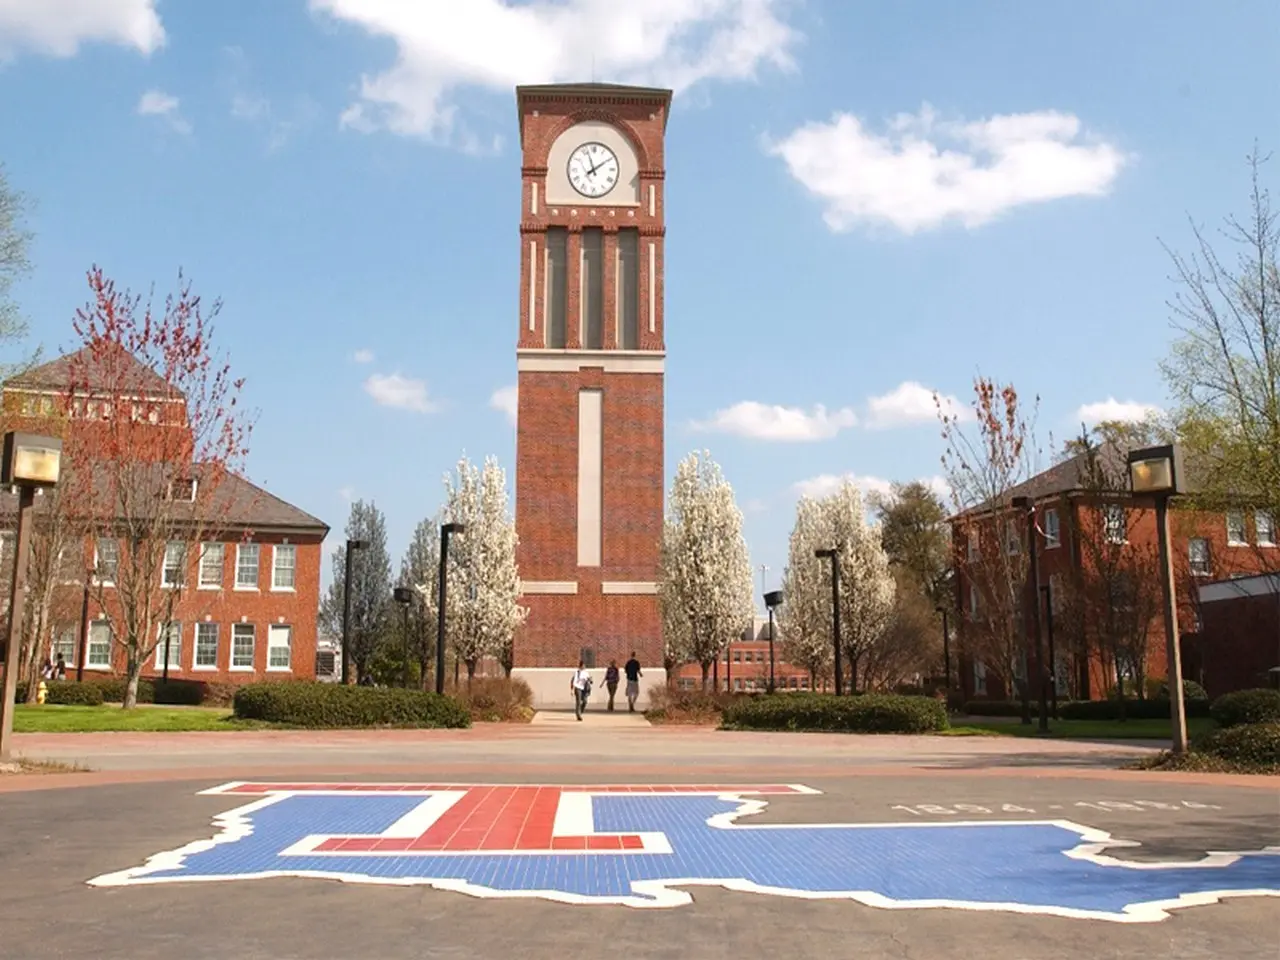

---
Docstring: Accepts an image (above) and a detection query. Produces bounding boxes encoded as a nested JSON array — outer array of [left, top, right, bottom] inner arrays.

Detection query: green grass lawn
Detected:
[[945, 717, 1217, 740], [12, 704, 262, 733]]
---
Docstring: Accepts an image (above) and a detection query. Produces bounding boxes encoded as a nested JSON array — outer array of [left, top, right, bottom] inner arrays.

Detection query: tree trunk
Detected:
[[123, 655, 141, 709], [847, 651, 859, 694], [466, 658, 477, 682], [699, 660, 710, 692]]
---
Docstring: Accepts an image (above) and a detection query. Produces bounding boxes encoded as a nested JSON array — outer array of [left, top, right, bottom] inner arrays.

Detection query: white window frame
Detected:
[[1188, 537, 1211, 577], [1226, 510, 1247, 547], [1005, 519, 1020, 555], [267, 625, 292, 671], [52, 628, 77, 668], [1103, 504, 1127, 545], [1257, 511, 1276, 548], [973, 660, 988, 696], [235, 544, 260, 591], [193, 622, 219, 670], [966, 530, 978, 561], [154, 621, 182, 670], [161, 541, 186, 589], [231, 623, 256, 670], [198, 542, 225, 589], [968, 583, 979, 617], [271, 544, 297, 592], [1043, 508, 1060, 549], [86, 621, 112, 670], [94, 537, 119, 585]]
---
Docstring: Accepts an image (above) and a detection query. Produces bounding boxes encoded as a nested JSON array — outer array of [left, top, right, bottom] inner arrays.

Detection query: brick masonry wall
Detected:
[[1193, 592, 1280, 697]]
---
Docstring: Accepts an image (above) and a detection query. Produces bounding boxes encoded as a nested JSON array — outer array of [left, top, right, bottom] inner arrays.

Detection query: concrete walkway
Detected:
[[530, 708, 651, 727]]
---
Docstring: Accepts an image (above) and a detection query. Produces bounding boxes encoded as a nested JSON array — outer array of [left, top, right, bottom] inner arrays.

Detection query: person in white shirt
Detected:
[[570, 661, 592, 720]]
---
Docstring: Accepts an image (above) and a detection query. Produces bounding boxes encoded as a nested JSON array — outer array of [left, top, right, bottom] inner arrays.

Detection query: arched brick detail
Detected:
[[547, 110, 651, 169]]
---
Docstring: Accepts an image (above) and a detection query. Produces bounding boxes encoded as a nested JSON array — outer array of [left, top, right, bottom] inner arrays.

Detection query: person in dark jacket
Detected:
[[623, 652, 643, 713], [604, 660, 620, 711]]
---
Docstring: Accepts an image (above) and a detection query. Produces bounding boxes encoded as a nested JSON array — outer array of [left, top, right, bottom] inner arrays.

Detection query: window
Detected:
[[618, 228, 640, 349], [1043, 508, 1060, 548], [733, 650, 742, 663], [52, 628, 76, 667], [582, 228, 603, 349], [95, 537, 119, 583], [162, 541, 186, 588], [154, 621, 182, 670], [1189, 538, 1211, 576], [1258, 511, 1276, 547], [1103, 505, 1126, 544], [199, 543, 224, 588], [966, 530, 978, 561], [1226, 510, 1247, 546], [235, 544, 260, 589], [545, 227, 568, 349], [968, 583, 980, 617], [315, 651, 336, 677], [231, 624, 255, 669], [194, 623, 219, 669], [272, 544, 296, 591], [1005, 519, 1020, 555], [733, 678, 743, 691], [86, 622, 112, 669], [973, 661, 988, 696], [744, 650, 753, 663]]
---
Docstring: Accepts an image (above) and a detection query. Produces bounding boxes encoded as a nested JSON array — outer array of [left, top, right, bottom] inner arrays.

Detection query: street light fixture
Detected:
[[1127, 443, 1189, 754], [340, 538, 369, 686], [934, 605, 951, 708], [814, 547, 843, 695], [0, 432, 62, 762], [1011, 495, 1049, 733], [763, 589, 783, 694], [393, 586, 414, 689], [436, 521, 466, 695]]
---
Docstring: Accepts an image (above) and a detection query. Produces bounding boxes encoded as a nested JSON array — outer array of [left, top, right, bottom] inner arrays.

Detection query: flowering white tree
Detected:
[[780, 480, 895, 692], [430, 454, 527, 679], [658, 451, 754, 690]]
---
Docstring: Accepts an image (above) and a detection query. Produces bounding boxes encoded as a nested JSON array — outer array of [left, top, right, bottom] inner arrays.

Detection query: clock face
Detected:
[[567, 142, 620, 198]]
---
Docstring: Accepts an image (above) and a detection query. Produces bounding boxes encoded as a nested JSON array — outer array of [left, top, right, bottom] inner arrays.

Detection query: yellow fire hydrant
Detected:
[[37, 680, 48, 704]]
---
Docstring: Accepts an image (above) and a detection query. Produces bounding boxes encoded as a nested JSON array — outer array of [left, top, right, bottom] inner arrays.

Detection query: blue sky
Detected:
[[1, 0, 1276, 596]]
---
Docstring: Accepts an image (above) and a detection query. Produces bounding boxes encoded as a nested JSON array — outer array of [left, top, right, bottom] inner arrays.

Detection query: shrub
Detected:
[[1210, 688, 1280, 728], [86, 677, 156, 704], [1195, 721, 1280, 769], [448, 676, 534, 722], [46, 681, 106, 706], [151, 679, 206, 706], [721, 693, 948, 734], [232, 681, 471, 729], [1149, 678, 1209, 702], [645, 687, 740, 724], [1060, 697, 1212, 721]]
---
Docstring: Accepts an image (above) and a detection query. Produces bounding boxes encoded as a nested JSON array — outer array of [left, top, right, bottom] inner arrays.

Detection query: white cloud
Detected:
[[1075, 398, 1162, 426], [352, 348, 374, 364], [363, 373, 438, 413], [691, 401, 857, 442], [0, 0, 164, 58], [766, 103, 1128, 234], [136, 89, 191, 134], [309, 0, 799, 144], [222, 46, 319, 152], [865, 381, 969, 429], [490, 384, 518, 426], [338, 486, 355, 502], [792, 472, 950, 504]]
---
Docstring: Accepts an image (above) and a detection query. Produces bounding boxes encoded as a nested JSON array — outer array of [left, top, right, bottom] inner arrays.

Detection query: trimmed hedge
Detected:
[[14, 679, 107, 705], [1195, 721, 1280, 768], [233, 681, 472, 729], [1210, 688, 1280, 729], [1060, 697, 1212, 721], [720, 693, 948, 734]]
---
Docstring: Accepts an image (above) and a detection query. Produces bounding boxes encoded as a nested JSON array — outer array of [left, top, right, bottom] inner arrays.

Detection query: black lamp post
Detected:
[[393, 586, 414, 689], [1041, 583, 1058, 719], [339, 537, 369, 686], [436, 522, 466, 695], [1127, 444, 1189, 754], [934, 605, 951, 706], [764, 589, 783, 693], [0, 432, 62, 762], [814, 547, 843, 695], [1011, 495, 1049, 734]]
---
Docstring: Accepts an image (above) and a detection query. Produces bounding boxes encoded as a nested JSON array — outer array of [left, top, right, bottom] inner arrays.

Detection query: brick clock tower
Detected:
[[510, 83, 671, 707]]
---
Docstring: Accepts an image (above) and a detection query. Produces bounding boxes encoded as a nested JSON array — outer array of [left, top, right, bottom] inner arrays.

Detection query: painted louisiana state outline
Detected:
[[87, 782, 1280, 923]]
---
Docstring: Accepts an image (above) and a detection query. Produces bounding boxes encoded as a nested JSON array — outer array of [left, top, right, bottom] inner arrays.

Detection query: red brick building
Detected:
[[1188, 573, 1280, 698], [951, 443, 1275, 703], [674, 616, 833, 693], [510, 84, 670, 706], [1, 347, 328, 688]]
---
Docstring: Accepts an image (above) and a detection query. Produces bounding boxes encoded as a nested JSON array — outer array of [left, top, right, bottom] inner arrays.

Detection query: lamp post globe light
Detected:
[[814, 547, 843, 695], [1126, 443, 1189, 755], [763, 589, 783, 694], [435, 522, 466, 695], [1011, 495, 1049, 734], [393, 586, 414, 689], [339, 538, 369, 686], [0, 433, 63, 762]]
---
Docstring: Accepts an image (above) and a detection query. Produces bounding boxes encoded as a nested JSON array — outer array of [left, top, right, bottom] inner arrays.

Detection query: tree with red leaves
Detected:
[[62, 266, 254, 708], [938, 376, 1042, 719]]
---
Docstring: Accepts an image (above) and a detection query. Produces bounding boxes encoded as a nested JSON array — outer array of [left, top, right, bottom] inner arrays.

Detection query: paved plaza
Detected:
[[1, 717, 1277, 960]]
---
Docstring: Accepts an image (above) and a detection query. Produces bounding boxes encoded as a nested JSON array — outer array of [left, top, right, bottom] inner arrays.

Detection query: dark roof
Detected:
[[0, 463, 328, 536], [3, 344, 183, 400]]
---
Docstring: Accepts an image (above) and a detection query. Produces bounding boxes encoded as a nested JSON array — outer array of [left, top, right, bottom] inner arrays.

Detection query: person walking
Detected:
[[54, 652, 67, 681], [603, 660, 620, 711], [571, 660, 592, 720], [623, 651, 643, 713]]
